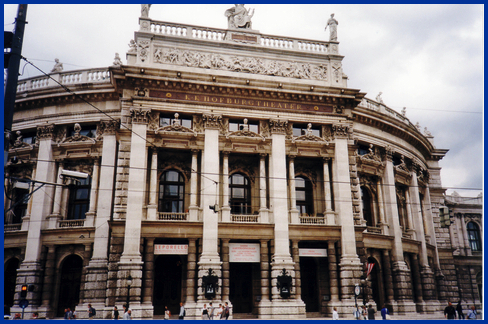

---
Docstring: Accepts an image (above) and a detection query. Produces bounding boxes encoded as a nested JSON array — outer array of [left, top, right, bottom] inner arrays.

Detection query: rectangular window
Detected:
[[70, 125, 97, 138], [160, 114, 192, 129], [67, 176, 91, 220], [292, 123, 320, 137], [229, 120, 259, 133]]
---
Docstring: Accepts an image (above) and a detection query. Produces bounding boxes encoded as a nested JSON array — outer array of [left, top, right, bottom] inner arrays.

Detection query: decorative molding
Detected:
[[226, 119, 265, 141], [331, 123, 350, 138], [59, 123, 96, 146], [292, 123, 329, 145], [153, 46, 329, 81], [98, 119, 119, 136], [385, 145, 395, 162], [138, 40, 150, 62], [155, 113, 197, 137], [11, 131, 34, 149]]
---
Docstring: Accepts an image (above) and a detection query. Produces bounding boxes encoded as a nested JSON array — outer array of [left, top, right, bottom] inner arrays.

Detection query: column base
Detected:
[[146, 204, 157, 221], [84, 211, 95, 227], [83, 258, 109, 305], [257, 299, 306, 319], [188, 205, 199, 222], [259, 208, 269, 223], [46, 213, 61, 229], [289, 209, 299, 224], [221, 206, 231, 222]]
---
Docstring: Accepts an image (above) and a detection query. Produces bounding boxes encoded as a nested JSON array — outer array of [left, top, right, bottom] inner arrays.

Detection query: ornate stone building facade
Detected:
[[4, 5, 482, 319]]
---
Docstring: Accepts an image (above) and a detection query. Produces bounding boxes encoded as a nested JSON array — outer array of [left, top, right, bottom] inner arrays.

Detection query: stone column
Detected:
[[198, 114, 222, 301], [188, 150, 199, 221], [14, 124, 56, 312], [221, 152, 231, 222], [147, 150, 158, 221], [422, 186, 443, 278], [383, 147, 411, 309], [39, 245, 56, 318], [328, 241, 340, 303], [288, 155, 299, 224], [83, 120, 119, 310], [410, 254, 423, 302], [221, 239, 230, 302], [186, 239, 197, 304], [118, 110, 149, 317], [291, 240, 302, 301], [331, 124, 362, 303], [268, 119, 305, 318], [47, 163, 64, 229], [259, 154, 269, 223], [323, 158, 334, 224], [382, 250, 395, 306], [142, 238, 155, 305]]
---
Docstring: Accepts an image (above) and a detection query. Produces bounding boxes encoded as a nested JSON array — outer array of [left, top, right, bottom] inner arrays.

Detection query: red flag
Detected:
[[366, 262, 374, 277]]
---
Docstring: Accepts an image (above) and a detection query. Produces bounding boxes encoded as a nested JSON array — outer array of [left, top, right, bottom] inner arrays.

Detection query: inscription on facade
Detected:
[[231, 34, 258, 43], [150, 90, 333, 113]]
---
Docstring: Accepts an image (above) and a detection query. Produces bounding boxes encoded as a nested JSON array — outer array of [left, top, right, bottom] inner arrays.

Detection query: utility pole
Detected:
[[4, 4, 28, 167]]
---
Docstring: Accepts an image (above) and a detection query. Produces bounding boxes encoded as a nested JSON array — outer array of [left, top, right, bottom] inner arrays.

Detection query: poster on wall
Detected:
[[154, 244, 188, 255], [298, 248, 327, 257], [229, 243, 260, 263]]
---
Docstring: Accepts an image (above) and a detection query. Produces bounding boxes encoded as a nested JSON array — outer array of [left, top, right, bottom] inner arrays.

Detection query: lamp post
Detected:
[[360, 275, 367, 307], [126, 274, 133, 309]]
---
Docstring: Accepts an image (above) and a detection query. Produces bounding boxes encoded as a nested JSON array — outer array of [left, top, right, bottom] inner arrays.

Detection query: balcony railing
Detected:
[[231, 214, 259, 223], [158, 212, 188, 221], [58, 219, 85, 228], [4, 224, 22, 232], [299, 215, 326, 225], [16, 68, 111, 93], [402, 232, 414, 239], [366, 226, 383, 234]]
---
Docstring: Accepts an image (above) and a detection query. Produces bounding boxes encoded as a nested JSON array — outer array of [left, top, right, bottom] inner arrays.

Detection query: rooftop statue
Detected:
[[375, 92, 384, 104], [112, 53, 123, 67], [141, 4, 151, 18], [325, 13, 338, 41], [51, 58, 63, 73], [225, 4, 254, 29]]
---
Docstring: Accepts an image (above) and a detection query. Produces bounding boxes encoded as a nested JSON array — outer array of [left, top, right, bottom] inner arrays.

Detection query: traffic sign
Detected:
[[354, 284, 361, 296], [19, 299, 29, 309]]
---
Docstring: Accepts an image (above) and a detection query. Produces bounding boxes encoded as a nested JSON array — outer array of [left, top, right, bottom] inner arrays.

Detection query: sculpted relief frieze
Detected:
[[154, 47, 329, 81]]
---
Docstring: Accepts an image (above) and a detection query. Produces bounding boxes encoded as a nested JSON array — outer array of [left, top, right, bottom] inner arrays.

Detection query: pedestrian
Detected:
[[127, 310, 132, 320], [113, 306, 119, 320], [208, 302, 214, 320], [13, 313, 21, 320], [466, 306, 477, 320], [68, 308, 73, 320], [368, 304, 376, 320], [216, 304, 223, 320], [223, 302, 230, 320], [444, 302, 457, 320], [32, 312, 39, 319], [332, 307, 339, 320], [381, 305, 389, 320], [64, 308, 69, 319], [362, 305, 368, 320], [87, 304, 96, 320], [202, 304, 209, 320], [456, 301, 464, 320], [179, 302, 185, 320], [165, 306, 171, 320]]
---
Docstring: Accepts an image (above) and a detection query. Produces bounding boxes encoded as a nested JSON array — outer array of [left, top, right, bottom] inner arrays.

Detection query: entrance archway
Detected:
[[229, 263, 259, 313], [367, 257, 383, 310], [300, 257, 320, 312], [4, 258, 20, 307], [153, 255, 185, 316], [57, 254, 83, 317]]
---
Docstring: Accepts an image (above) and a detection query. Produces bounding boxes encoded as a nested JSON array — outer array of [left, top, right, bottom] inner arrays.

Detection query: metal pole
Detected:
[[4, 4, 28, 167]]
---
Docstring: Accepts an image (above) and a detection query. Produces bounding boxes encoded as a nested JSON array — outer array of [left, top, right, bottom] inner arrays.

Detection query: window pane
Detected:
[[165, 185, 179, 196], [232, 188, 245, 199], [249, 124, 258, 133], [161, 117, 171, 127], [231, 174, 245, 185], [182, 119, 192, 128], [295, 177, 305, 188], [229, 123, 238, 132], [76, 188, 89, 200], [296, 191, 306, 201]]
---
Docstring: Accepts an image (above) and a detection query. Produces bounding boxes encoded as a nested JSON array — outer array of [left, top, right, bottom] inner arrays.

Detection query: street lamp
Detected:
[[126, 274, 133, 309], [360, 275, 367, 307]]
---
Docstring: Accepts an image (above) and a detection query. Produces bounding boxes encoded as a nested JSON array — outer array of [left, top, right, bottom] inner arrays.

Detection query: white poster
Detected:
[[229, 243, 260, 263], [154, 244, 188, 255], [299, 248, 327, 257]]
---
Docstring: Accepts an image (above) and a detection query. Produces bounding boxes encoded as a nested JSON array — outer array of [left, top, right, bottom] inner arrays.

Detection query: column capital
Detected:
[[202, 113, 222, 129], [331, 123, 352, 139], [130, 107, 151, 124], [269, 118, 288, 134], [98, 119, 120, 135], [36, 124, 56, 140], [322, 157, 331, 163], [385, 145, 395, 162], [288, 154, 296, 161]]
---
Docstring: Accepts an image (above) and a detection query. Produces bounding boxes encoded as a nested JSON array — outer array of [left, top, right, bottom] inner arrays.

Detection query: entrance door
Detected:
[[57, 255, 83, 317], [368, 257, 383, 309], [4, 258, 19, 308], [300, 257, 319, 312], [229, 263, 253, 313], [153, 255, 184, 315]]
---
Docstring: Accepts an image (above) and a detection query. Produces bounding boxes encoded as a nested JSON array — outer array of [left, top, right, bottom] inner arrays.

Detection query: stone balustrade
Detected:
[[299, 215, 326, 225], [58, 219, 85, 228], [158, 212, 188, 221], [366, 226, 383, 234], [358, 97, 415, 128], [231, 214, 259, 223], [147, 19, 333, 54], [4, 224, 22, 232], [16, 68, 111, 93]]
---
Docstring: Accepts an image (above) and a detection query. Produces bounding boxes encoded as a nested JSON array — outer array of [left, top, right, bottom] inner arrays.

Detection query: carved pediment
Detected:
[[292, 133, 328, 144], [226, 129, 265, 141], [58, 123, 96, 146], [155, 124, 197, 137]]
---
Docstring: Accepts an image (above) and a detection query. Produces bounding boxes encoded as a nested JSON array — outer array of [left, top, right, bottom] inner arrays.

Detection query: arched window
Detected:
[[467, 222, 481, 252], [361, 186, 374, 227], [67, 176, 91, 220], [295, 176, 313, 215], [229, 173, 251, 214], [159, 170, 185, 213]]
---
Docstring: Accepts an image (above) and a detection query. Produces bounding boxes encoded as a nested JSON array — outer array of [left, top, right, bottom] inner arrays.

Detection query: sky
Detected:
[[4, 4, 484, 197]]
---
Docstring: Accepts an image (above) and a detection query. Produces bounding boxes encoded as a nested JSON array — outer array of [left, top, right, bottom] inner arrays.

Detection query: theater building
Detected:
[[4, 5, 481, 319]]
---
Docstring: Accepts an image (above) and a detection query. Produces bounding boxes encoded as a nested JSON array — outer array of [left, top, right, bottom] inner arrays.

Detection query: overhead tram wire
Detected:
[[18, 56, 218, 186]]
